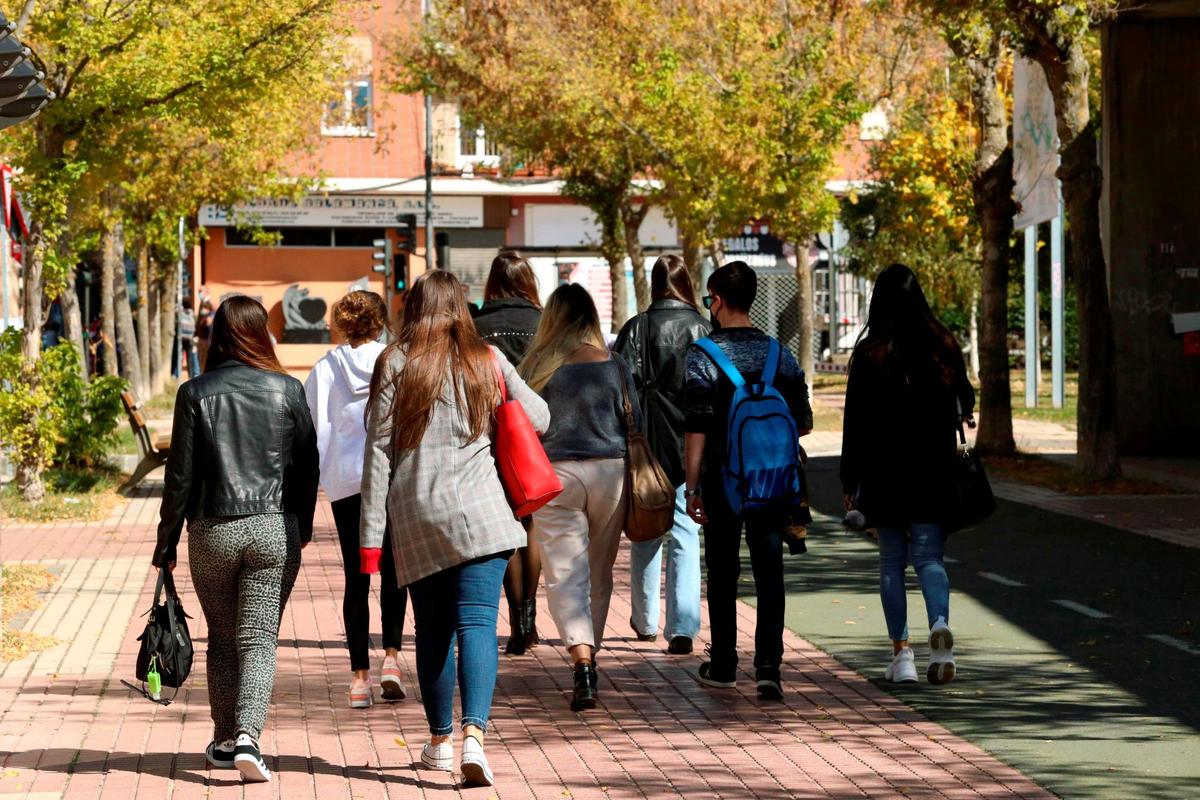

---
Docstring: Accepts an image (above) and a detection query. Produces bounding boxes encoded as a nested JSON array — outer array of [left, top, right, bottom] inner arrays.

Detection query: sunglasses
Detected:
[[702, 295, 716, 310]]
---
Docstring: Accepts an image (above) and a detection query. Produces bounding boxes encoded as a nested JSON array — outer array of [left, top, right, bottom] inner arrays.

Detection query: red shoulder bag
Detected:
[[491, 355, 562, 517]]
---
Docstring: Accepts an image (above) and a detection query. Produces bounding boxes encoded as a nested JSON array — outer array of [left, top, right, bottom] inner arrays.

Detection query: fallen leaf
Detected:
[[394, 737, 406, 746]]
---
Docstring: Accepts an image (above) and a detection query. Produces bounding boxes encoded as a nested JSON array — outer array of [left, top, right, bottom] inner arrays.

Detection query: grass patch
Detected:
[[1, 564, 59, 661], [812, 404, 844, 433], [1009, 370, 1079, 427], [0, 466, 124, 523], [987, 453, 1177, 496], [144, 379, 179, 416]]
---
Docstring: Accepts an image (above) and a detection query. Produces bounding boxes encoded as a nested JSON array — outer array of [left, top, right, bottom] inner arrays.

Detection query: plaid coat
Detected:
[[360, 346, 550, 588]]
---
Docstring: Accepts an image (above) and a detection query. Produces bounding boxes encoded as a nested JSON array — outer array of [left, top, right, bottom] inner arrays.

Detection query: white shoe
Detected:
[[927, 618, 956, 685], [205, 739, 236, 770], [884, 647, 918, 683], [421, 738, 453, 771], [233, 733, 271, 782], [460, 735, 494, 786]]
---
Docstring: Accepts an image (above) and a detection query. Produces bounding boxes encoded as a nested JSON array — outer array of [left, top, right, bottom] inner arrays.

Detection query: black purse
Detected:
[[947, 401, 996, 532], [123, 568, 194, 705]]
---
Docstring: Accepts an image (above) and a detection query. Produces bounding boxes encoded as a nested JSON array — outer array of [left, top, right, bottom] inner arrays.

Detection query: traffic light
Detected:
[[0, 12, 53, 132], [371, 237, 392, 277], [393, 253, 409, 292], [395, 213, 417, 255], [435, 231, 450, 271]]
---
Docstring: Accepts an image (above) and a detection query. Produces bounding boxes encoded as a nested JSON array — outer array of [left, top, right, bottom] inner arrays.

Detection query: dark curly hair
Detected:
[[332, 290, 388, 343]]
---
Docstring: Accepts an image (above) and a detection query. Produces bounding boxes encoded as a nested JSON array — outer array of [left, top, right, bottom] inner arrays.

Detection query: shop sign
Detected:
[[721, 233, 784, 257], [199, 194, 484, 228]]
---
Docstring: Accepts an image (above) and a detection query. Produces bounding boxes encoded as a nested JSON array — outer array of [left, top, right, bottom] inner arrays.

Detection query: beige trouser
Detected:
[[532, 458, 628, 651]]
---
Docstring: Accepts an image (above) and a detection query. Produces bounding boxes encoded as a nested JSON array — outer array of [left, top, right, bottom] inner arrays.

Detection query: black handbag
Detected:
[[123, 568, 194, 705], [947, 402, 996, 532]]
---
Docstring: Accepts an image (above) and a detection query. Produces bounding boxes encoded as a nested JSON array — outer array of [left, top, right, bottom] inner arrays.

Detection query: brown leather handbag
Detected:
[[617, 359, 675, 542]]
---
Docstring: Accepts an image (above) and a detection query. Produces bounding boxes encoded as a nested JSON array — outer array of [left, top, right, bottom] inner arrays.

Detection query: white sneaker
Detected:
[[233, 733, 271, 783], [421, 738, 453, 771], [884, 647, 918, 683], [927, 618, 956, 685], [460, 735, 494, 786], [205, 739, 236, 770]]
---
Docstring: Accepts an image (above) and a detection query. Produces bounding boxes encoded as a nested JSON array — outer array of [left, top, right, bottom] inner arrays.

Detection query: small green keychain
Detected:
[[147, 655, 162, 700]]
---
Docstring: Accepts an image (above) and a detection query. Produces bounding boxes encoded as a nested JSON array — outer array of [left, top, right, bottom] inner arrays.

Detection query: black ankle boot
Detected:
[[570, 662, 597, 711], [522, 599, 539, 648], [505, 606, 528, 656]]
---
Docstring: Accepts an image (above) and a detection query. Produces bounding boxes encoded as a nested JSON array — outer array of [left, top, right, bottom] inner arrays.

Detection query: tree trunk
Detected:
[[1009, 2, 1120, 479], [968, 290, 981, 380], [111, 222, 146, 397], [20, 221, 45, 365], [953, 30, 1016, 456], [621, 201, 651, 312], [160, 259, 177, 380], [681, 229, 703, 304], [598, 199, 629, 332], [59, 274, 87, 383], [793, 242, 815, 388], [148, 262, 163, 396], [135, 237, 151, 397], [99, 216, 119, 377]]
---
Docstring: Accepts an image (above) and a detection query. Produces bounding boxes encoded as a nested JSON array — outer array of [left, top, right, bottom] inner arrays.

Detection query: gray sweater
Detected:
[[539, 357, 641, 462]]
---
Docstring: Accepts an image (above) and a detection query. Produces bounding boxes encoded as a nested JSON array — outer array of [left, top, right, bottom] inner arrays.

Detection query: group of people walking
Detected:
[[153, 249, 973, 785]]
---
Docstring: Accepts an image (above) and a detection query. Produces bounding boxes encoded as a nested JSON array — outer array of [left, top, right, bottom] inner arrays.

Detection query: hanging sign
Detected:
[[1013, 58, 1060, 229], [199, 194, 485, 228]]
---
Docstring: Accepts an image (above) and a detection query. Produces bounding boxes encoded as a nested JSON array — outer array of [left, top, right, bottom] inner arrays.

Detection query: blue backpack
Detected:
[[694, 337, 802, 516]]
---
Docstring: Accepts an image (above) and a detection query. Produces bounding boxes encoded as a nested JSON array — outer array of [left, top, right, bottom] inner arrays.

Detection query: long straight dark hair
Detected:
[[370, 270, 498, 451], [484, 251, 541, 308], [206, 296, 285, 374], [650, 254, 698, 310], [854, 263, 962, 385]]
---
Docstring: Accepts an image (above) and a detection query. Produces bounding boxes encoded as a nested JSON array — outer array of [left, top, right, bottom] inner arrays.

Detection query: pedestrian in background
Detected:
[[472, 252, 544, 655], [840, 263, 975, 686], [154, 296, 319, 783], [684, 261, 812, 701], [614, 255, 710, 655], [521, 284, 640, 712], [177, 297, 199, 379], [360, 271, 549, 786], [304, 290, 409, 709]]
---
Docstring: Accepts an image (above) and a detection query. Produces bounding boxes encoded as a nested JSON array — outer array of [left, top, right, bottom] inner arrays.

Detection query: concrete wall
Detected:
[[1102, 12, 1200, 455]]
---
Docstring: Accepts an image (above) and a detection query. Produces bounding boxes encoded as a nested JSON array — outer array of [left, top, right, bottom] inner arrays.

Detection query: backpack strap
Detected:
[[694, 338, 746, 389], [761, 339, 781, 387]]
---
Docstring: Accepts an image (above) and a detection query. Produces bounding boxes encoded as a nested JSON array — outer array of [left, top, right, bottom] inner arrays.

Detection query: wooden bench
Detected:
[[120, 391, 171, 490]]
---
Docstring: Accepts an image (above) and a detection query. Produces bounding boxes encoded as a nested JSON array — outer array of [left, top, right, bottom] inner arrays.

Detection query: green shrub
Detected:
[[0, 330, 127, 471]]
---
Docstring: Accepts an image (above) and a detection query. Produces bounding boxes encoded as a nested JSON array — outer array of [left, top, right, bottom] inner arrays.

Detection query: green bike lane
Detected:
[[735, 456, 1200, 799]]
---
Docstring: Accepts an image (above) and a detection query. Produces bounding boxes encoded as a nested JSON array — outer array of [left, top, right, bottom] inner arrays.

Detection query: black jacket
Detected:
[[839, 344, 975, 528], [614, 299, 712, 485], [154, 360, 320, 567], [472, 297, 542, 367]]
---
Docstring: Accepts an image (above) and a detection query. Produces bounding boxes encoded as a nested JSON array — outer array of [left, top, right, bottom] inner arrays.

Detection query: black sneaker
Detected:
[[570, 662, 598, 711], [667, 636, 693, 655], [233, 733, 271, 783], [756, 666, 783, 701], [205, 739, 236, 770], [697, 661, 737, 689], [630, 618, 658, 642]]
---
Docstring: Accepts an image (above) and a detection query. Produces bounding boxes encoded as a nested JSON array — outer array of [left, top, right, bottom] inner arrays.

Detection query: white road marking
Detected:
[[1146, 634, 1200, 657], [978, 571, 1026, 588], [1052, 599, 1112, 620]]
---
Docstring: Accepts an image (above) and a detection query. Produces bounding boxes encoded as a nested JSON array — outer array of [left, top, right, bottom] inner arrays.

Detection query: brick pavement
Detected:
[[1, 487, 1051, 799]]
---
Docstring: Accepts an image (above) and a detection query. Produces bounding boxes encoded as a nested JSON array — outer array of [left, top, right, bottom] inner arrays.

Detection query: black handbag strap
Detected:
[[955, 396, 968, 446]]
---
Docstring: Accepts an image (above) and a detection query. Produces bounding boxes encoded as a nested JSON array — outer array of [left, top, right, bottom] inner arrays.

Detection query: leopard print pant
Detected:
[[188, 513, 301, 741]]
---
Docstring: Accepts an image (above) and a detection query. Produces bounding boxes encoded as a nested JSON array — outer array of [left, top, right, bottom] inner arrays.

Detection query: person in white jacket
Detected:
[[304, 290, 408, 709]]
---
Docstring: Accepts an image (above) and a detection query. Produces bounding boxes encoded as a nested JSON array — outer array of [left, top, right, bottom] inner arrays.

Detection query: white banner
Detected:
[[199, 194, 485, 228], [1013, 58, 1060, 229]]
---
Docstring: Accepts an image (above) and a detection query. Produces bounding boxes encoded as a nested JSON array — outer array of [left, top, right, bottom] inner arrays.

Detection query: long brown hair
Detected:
[[372, 270, 498, 451], [651, 253, 698, 309], [484, 251, 541, 308], [518, 283, 606, 393], [206, 295, 285, 374]]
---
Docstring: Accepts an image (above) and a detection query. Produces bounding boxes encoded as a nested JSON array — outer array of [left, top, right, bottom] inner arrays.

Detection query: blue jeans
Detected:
[[630, 484, 701, 640], [877, 523, 950, 642], [408, 552, 509, 736]]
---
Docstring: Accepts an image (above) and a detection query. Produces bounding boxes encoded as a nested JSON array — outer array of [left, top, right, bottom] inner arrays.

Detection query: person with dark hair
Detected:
[[521, 283, 640, 712], [304, 290, 409, 709], [614, 254, 710, 655], [178, 297, 200, 378], [840, 263, 975, 686], [683, 261, 812, 700], [154, 296, 319, 783], [472, 251, 544, 654], [360, 271, 549, 786]]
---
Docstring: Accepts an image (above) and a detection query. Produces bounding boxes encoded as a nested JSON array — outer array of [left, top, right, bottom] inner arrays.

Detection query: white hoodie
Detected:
[[303, 341, 386, 502]]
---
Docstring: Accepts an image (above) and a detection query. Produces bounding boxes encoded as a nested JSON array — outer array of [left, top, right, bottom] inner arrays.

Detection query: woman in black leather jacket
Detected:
[[614, 255, 711, 655], [154, 296, 318, 783], [472, 251, 544, 654]]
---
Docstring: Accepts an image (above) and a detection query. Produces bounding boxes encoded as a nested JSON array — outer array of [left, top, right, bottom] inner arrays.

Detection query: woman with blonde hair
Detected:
[[521, 283, 640, 712], [359, 271, 549, 785]]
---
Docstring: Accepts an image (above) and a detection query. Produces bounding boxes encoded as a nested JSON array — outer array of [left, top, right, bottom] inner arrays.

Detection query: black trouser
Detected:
[[331, 494, 407, 671], [702, 478, 785, 671]]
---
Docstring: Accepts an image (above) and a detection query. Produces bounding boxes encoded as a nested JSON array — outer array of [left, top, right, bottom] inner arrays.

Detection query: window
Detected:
[[226, 227, 334, 247], [333, 228, 387, 248], [456, 115, 500, 168], [323, 77, 374, 137]]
